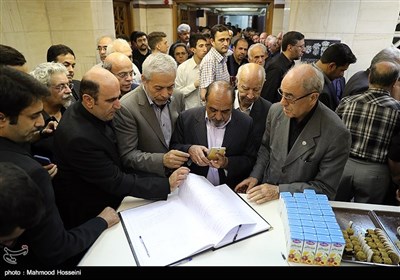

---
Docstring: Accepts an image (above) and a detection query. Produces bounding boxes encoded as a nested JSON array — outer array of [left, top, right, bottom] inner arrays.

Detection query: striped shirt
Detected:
[[336, 88, 400, 163], [199, 47, 230, 89]]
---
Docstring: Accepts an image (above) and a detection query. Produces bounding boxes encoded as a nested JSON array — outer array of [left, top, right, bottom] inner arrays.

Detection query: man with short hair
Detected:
[[226, 38, 248, 78], [263, 31, 306, 103], [106, 38, 142, 85], [175, 33, 208, 109], [335, 61, 400, 204], [0, 66, 119, 266], [199, 24, 231, 101], [169, 23, 191, 57], [235, 63, 271, 151], [114, 53, 190, 178], [132, 31, 151, 73], [103, 52, 137, 96], [0, 162, 45, 249], [148, 31, 169, 54], [96, 35, 114, 64], [47, 44, 81, 101], [53, 66, 189, 229], [313, 43, 357, 111], [0, 44, 27, 72], [170, 80, 257, 189], [343, 46, 400, 97], [235, 63, 351, 204]]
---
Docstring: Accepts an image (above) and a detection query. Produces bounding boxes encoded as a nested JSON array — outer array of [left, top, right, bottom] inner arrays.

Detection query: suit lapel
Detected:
[[194, 108, 208, 147], [284, 107, 321, 167], [138, 89, 168, 148]]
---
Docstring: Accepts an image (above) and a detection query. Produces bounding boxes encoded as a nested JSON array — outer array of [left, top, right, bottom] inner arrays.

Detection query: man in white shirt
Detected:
[[175, 33, 208, 110]]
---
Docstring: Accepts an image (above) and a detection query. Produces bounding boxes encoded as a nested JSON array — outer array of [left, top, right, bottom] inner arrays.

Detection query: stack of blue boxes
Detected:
[[280, 189, 345, 266]]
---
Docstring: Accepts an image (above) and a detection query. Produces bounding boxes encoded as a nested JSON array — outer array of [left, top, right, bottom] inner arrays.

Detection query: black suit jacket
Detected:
[[170, 107, 257, 189], [247, 97, 272, 151], [342, 69, 369, 98], [53, 102, 170, 229], [0, 137, 107, 266], [263, 53, 294, 103]]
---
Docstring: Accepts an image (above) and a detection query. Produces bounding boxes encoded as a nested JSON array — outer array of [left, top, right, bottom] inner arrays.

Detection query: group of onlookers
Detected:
[[0, 22, 399, 268]]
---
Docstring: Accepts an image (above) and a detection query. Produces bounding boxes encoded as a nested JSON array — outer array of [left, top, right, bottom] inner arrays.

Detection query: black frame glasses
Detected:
[[277, 88, 315, 104], [51, 83, 74, 92]]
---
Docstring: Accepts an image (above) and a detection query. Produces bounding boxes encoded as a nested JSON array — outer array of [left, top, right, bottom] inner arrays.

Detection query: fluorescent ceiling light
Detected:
[[220, 8, 259, 12]]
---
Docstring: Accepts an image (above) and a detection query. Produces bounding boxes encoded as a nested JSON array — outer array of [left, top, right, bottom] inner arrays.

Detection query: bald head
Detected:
[[81, 67, 119, 100], [80, 67, 121, 121], [104, 52, 132, 71], [236, 63, 265, 108], [369, 61, 400, 89], [283, 63, 323, 94], [106, 38, 132, 58]]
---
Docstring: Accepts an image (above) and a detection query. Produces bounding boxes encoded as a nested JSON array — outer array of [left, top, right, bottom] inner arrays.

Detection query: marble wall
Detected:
[[0, 0, 115, 80], [1, 0, 399, 80], [284, 0, 400, 78]]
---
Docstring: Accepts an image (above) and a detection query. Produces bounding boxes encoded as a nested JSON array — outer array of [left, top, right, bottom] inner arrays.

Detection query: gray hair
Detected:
[[105, 38, 130, 55], [142, 53, 177, 80], [247, 43, 267, 60], [29, 62, 68, 86], [370, 46, 400, 68], [301, 63, 324, 93]]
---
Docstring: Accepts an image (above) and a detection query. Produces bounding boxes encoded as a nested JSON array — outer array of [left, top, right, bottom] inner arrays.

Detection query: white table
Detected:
[[78, 195, 399, 267]]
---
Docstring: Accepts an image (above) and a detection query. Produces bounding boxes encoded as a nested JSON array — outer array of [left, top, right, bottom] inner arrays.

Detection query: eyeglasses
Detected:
[[97, 46, 107, 51], [115, 71, 134, 79], [277, 88, 315, 104], [51, 83, 73, 92]]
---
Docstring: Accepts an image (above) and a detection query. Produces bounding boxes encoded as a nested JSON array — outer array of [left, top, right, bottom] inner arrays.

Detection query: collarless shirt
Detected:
[[288, 103, 318, 153]]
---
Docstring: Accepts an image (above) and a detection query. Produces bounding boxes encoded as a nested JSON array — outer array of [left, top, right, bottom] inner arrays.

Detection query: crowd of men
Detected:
[[0, 22, 399, 267]]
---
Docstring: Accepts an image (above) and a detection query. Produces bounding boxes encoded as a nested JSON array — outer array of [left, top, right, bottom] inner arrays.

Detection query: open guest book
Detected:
[[119, 173, 272, 266]]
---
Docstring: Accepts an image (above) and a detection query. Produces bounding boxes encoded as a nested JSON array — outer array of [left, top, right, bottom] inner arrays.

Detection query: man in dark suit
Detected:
[[312, 43, 357, 111], [235, 63, 351, 204], [234, 63, 272, 151], [343, 46, 400, 98], [0, 66, 119, 266], [263, 31, 305, 104], [47, 44, 81, 102], [53, 66, 189, 229], [170, 80, 257, 189]]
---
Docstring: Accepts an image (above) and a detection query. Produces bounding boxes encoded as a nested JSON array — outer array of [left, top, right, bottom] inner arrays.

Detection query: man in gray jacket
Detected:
[[235, 63, 351, 204]]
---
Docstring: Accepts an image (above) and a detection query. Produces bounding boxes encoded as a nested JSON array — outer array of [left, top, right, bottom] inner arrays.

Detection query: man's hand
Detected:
[[163, 150, 190, 169], [246, 183, 279, 204], [234, 177, 258, 193], [43, 163, 58, 179], [209, 153, 228, 169], [188, 145, 210, 166], [97, 206, 120, 228], [168, 166, 190, 193]]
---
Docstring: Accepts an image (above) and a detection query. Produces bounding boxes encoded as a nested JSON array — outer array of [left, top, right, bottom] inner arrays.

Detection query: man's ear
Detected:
[[82, 94, 94, 109], [0, 112, 6, 121]]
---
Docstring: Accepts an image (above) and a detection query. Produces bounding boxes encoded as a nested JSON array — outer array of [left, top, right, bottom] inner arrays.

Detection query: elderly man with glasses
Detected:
[[235, 63, 351, 204]]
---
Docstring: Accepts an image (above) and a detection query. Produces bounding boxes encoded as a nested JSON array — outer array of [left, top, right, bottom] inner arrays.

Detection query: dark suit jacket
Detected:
[[0, 137, 107, 266], [263, 53, 294, 103], [318, 75, 339, 111], [170, 107, 257, 189], [244, 97, 272, 151], [342, 69, 369, 98], [71, 79, 80, 101], [53, 102, 170, 229]]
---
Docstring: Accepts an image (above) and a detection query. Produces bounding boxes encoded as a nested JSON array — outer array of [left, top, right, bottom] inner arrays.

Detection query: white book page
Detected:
[[120, 194, 214, 266], [178, 174, 260, 246]]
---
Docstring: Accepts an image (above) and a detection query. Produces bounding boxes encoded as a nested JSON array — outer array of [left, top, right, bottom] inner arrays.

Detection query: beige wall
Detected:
[[1, 0, 399, 80], [283, 0, 400, 78], [0, 0, 115, 80]]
